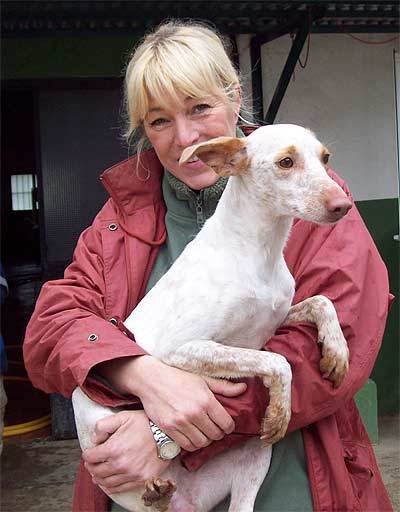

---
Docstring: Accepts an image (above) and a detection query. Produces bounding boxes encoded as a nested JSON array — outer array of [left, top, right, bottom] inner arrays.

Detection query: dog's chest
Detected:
[[213, 268, 295, 349], [128, 250, 295, 355]]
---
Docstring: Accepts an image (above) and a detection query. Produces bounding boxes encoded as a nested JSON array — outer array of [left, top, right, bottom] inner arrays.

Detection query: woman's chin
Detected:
[[168, 166, 220, 190]]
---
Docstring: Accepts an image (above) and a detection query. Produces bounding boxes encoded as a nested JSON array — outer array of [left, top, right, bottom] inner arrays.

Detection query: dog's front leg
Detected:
[[163, 340, 292, 445], [284, 295, 349, 387]]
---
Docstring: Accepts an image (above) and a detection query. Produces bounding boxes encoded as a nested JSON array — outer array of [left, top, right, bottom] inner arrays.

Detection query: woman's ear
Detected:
[[180, 137, 249, 177]]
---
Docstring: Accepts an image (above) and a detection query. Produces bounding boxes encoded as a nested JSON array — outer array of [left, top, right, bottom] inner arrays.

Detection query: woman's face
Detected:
[[143, 92, 240, 190]]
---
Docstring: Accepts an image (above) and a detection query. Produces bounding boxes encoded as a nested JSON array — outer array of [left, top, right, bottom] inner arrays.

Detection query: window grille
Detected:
[[11, 174, 38, 211]]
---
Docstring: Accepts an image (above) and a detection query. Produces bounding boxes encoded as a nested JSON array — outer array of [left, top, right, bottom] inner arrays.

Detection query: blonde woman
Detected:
[[24, 21, 392, 512]]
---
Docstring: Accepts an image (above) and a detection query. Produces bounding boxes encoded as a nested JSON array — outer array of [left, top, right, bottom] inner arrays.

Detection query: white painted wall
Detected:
[[260, 33, 399, 201]]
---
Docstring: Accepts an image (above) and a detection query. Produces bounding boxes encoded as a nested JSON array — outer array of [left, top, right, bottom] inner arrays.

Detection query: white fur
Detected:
[[72, 124, 351, 511]]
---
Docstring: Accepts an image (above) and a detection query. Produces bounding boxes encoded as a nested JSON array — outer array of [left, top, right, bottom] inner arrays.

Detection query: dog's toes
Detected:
[[142, 478, 176, 511], [320, 344, 349, 388], [260, 407, 290, 446], [330, 359, 349, 388]]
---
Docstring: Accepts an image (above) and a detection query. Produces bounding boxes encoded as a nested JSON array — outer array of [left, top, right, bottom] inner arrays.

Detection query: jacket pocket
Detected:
[[343, 441, 374, 506]]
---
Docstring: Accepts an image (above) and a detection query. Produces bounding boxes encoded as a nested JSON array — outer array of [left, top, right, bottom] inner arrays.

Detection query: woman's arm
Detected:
[[23, 211, 147, 407], [22, 201, 247, 495]]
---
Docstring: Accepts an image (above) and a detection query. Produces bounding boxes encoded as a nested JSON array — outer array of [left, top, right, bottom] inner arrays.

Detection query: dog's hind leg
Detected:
[[227, 438, 272, 512], [169, 438, 271, 512]]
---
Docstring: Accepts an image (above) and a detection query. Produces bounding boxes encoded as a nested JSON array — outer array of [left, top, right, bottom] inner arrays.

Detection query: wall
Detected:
[[261, 33, 399, 414]]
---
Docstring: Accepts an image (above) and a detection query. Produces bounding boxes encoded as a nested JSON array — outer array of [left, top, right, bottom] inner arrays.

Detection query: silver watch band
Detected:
[[149, 420, 181, 458]]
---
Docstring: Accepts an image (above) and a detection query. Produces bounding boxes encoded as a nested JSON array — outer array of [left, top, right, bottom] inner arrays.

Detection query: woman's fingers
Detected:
[[92, 471, 142, 490], [166, 423, 211, 452], [84, 460, 115, 480], [193, 415, 225, 442], [83, 443, 112, 465], [91, 413, 126, 445], [206, 399, 235, 435], [164, 429, 197, 452], [102, 480, 144, 495], [204, 377, 247, 398], [164, 406, 230, 450]]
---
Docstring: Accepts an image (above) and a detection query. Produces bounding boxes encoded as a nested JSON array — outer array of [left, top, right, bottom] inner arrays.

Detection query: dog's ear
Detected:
[[180, 137, 249, 176]]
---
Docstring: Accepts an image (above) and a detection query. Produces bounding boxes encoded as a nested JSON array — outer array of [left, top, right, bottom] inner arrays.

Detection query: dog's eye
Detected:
[[278, 157, 294, 169], [322, 153, 330, 165]]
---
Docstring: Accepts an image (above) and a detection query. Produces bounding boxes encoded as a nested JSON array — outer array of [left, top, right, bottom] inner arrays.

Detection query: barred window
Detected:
[[11, 174, 38, 211]]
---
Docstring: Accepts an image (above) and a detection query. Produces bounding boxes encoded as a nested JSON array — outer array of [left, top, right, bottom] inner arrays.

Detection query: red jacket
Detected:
[[24, 149, 393, 512]]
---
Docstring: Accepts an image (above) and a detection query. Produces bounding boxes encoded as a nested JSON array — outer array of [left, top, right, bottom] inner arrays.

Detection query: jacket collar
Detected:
[[100, 149, 164, 216], [99, 125, 259, 216]]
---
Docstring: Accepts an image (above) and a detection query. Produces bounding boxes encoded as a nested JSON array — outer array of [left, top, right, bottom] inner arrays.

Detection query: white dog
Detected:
[[73, 124, 351, 512]]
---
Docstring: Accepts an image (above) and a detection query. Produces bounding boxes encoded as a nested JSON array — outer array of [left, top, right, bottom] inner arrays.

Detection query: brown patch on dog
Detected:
[[180, 137, 249, 176], [142, 478, 177, 511], [274, 145, 298, 162]]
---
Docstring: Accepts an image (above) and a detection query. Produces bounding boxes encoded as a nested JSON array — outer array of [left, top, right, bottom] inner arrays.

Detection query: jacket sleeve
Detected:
[[268, 200, 391, 431], [181, 175, 392, 470], [23, 209, 147, 408]]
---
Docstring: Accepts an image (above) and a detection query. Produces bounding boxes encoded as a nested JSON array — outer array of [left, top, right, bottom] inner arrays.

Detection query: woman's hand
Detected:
[[98, 355, 247, 452], [82, 409, 170, 495]]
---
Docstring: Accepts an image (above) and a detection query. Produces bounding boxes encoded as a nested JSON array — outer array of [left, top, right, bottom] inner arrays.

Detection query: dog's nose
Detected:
[[325, 196, 352, 218]]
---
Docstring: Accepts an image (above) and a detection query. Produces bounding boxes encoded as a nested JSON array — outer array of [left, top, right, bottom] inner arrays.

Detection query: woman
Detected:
[[23, 20, 393, 511]]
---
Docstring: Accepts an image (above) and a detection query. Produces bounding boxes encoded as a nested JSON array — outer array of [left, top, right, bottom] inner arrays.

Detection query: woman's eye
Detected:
[[192, 104, 211, 115], [278, 157, 294, 169], [151, 118, 166, 126], [322, 153, 330, 164], [149, 118, 169, 129]]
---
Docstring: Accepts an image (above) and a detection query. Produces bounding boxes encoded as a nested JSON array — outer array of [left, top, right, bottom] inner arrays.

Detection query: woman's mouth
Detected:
[[178, 155, 205, 170]]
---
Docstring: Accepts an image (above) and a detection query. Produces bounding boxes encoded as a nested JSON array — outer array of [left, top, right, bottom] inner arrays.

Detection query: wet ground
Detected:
[[1, 416, 399, 512]]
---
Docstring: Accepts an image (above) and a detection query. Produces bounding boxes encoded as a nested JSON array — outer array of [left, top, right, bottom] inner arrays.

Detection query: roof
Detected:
[[2, 1, 399, 37]]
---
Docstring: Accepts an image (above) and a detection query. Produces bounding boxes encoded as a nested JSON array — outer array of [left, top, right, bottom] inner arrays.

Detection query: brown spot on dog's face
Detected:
[[275, 145, 298, 160], [274, 145, 300, 172], [180, 137, 250, 176]]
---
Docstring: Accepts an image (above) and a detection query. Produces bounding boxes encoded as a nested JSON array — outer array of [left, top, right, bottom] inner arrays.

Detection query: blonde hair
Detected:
[[124, 20, 242, 147]]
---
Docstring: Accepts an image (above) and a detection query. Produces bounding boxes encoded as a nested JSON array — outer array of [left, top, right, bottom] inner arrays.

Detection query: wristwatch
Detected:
[[149, 420, 181, 460]]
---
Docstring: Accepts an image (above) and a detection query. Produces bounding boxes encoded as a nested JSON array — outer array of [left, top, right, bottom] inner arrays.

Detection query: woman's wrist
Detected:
[[95, 355, 159, 397]]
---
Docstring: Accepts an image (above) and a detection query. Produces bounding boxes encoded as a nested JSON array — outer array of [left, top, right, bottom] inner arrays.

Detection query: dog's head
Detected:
[[180, 124, 352, 224]]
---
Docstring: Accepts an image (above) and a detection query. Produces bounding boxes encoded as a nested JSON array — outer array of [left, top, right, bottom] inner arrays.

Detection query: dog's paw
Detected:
[[319, 331, 349, 388], [259, 401, 291, 446], [142, 478, 177, 511]]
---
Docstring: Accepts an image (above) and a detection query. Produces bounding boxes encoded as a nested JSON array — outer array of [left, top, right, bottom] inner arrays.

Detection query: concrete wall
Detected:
[[261, 33, 399, 202]]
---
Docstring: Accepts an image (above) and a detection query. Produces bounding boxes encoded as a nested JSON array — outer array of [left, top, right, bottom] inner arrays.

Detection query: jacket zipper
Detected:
[[195, 191, 205, 229]]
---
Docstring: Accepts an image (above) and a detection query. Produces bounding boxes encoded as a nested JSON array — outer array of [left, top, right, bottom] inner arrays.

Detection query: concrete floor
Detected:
[[1, 416, 399, 512]]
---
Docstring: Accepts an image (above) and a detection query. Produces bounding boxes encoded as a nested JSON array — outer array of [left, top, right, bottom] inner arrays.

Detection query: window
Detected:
[[11, 174, 38, 211]]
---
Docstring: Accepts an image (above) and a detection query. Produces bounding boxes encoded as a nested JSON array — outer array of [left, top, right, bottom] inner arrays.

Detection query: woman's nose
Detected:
[[174, 117, 199, 147]]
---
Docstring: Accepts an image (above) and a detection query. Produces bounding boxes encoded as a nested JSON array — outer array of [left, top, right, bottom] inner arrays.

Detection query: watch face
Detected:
[[159, 440, 181, 460]]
